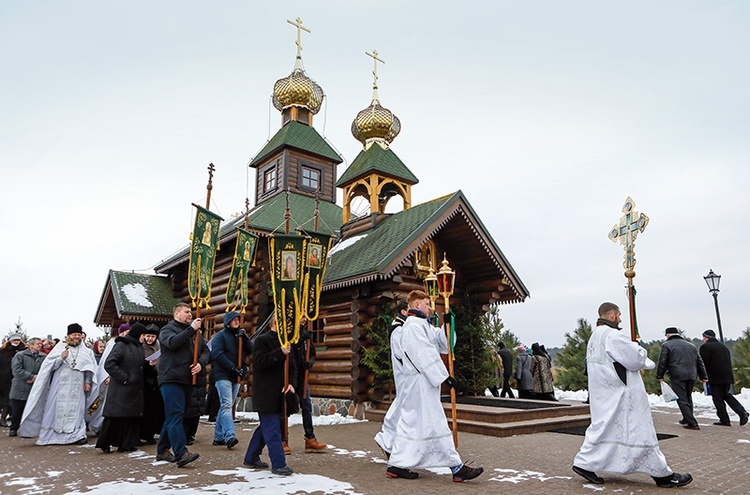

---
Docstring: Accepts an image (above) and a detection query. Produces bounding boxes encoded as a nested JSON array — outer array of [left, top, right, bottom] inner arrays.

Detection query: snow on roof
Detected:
[[120, 283, 153, 308]]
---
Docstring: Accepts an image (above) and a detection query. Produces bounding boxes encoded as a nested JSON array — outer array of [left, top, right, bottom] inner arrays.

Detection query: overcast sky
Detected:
[[2, 1, 748, 346]]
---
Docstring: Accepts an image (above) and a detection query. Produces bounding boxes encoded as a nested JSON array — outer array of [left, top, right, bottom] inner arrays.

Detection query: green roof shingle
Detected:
[[250, 120, 342, 167], [336, 144, 419, 187], [110, 271, 180, 317]]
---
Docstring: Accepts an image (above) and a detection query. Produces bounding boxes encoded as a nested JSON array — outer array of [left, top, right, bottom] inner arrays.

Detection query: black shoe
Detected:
[[8, 430, 17, 437], [683, 424, 700, 430], [117, 447, 137, 452], [156, 450, 176, 462], [73, 437, 88, 445], [653, 472, 693, 488], [186, 436, 195, 446], [573, 466, 604, 484], [713, 421, 731, 426], [243, 460, 269, 469], [100, 446, 111, 453], [212, 440, 226, 446], [678, 419, 687, 425], [452, 464, 484, 482], [226, 437, 239, 449], [272, 466, 294, 476], [741, 413, 749, 426], [176, 451, 200, 467], [386, 466, 419, 479]]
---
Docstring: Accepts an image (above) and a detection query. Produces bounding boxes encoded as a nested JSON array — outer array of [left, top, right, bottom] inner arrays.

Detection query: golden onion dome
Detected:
[[351, 98, 401, 145], [272, 67, 324, 115]]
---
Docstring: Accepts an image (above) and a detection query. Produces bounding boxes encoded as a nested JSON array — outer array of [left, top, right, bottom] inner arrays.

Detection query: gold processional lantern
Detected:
[[436, 255, 455, 299], [423, 266, 440, 309]]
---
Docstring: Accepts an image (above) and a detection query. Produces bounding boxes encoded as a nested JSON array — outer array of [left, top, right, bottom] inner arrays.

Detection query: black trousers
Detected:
[[711, 383, 747, 425], [671, 379, 697, 427], [9, 399, 25, 432], [500, 375, 515, 398]]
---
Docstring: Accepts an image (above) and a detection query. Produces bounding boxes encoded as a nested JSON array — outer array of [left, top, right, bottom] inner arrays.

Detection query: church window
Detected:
[[299, 165, 321, 191], [263, 164, 277, 194]]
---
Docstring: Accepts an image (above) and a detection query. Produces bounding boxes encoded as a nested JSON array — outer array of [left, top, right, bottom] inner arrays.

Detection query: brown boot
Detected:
[[304, 436, 327, 453], [282, 441, 291, 455]]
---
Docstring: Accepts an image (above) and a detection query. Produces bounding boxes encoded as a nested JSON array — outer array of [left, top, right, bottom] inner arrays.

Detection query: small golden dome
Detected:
[[272, 67, 324, 115], [351, 99, 401, 145]]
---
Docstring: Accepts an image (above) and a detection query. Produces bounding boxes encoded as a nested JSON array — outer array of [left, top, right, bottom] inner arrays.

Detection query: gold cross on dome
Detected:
[[365, 50, 385, 90], [608, 196, 649, 271], [287, 17, 311, 61]]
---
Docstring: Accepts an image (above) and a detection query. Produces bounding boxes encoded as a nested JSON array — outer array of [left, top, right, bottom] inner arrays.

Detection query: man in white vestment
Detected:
[[572, 302, 693, 488], [382, 290, 483, 483], [19, 323, 98, 445]]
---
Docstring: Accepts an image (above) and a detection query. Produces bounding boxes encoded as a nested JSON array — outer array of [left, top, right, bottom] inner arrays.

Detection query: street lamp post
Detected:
[[703, 269, 724, 343]]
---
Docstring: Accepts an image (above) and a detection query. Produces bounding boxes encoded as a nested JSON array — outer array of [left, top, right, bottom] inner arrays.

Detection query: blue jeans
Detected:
[[158, 383, 190, 458], [214, 380, 240, 442], [244, 412, 286, 470]]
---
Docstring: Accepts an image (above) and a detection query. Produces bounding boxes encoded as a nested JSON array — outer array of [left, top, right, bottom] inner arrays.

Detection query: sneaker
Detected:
[[272, 466, 294, 476], [243, 460, 269, 469], [283, 441, 291, 455], [156, 450, 176, 462], [452, 464, 484, 482], [226, 437, 239, 449], [713, 421, 731, 426], [386, 466, 419, 479], [304, 436, 327, 453], [212, 440, 226, 446], [572, 466, 604, 484], [653, 472, 693, 488], [176, 451, 200, 467], [741, 413, 749, 426]]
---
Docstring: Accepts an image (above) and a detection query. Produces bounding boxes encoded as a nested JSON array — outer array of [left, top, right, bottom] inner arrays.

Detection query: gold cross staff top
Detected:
[[365, 50, 385, 90], [287, 17, 311, 64], [608, 196, 649, 273]]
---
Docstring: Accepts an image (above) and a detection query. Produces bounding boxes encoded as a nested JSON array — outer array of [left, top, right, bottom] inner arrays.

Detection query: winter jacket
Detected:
[[656, 336, 708, 382], [530, 354, 554, 394], [251, 332, 297, 413], [515, 353, 533, 391], [699, 338, 735, 385], [210, 328, 252, 382], [290, 331, 316, 391], [158, 319, 210, 385], [103, 334, 145, 418], [9, 348, 44, 401], [498, 347, 514, 379], [0, 342, 26, 398]]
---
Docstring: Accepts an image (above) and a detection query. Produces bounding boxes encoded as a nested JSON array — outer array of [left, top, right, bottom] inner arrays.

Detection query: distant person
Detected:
[[514, 346, 533, 399], [530, 343, 556, 401], [93, 340, 106, 365], [656, 327, 708, 430], [0, 333, 26, 426], [8, 337, 44, 437], [699, 329, 749, 427], [139, 324, 164, 444], [572, 302, 692, 488], [497, 342, 514, 398]]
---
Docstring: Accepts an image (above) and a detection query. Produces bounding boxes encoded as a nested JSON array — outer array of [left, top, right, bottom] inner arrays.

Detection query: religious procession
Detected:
[[4, 8, 750, 495]]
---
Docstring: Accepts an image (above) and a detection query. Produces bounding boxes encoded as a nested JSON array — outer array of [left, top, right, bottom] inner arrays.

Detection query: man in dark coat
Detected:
[[243, 315, 296, 476], [699, 329, 749, 427], [96, 323, 146, 453], [9, 337, 43, 436], [497, 342, 515, 398], [656, 327, 708, 430], [155, 302, 208, 467], [0, 333, 26, 426], [210, 311, 251, 449]]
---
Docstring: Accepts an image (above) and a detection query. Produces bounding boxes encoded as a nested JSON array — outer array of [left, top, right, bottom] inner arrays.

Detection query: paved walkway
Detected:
[[1, 404, 748, 494]]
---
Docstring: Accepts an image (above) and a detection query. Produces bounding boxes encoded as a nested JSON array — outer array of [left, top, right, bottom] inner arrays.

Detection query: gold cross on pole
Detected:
[[365, 49, 385, 92], [608, 196, 649, 274], [287, 17, 311, 65]]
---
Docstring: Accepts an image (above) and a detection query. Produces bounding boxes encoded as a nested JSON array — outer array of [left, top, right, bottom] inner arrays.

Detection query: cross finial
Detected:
[[608, 196, 649, 275], [365, 50, 385, 101], [287, 17, 311, 68]]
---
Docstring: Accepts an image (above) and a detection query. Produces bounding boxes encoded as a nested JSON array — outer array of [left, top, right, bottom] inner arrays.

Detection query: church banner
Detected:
[[300, 231, 332, 321], [269, 233, 306, 346], [225, 228, 258, 313], [187, 204, 223, 309]]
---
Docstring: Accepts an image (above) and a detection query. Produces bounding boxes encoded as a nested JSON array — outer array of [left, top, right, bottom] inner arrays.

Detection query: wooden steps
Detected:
[[365, 397, 591, 438]]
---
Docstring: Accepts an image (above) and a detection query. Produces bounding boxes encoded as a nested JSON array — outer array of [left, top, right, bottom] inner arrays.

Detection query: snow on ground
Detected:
[[234, 411, 365, 428], [489, 468, 573, 484]]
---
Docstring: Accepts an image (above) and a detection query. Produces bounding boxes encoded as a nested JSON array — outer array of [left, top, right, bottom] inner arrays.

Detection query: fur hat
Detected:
[[129, 322, 147, 340], [665, 327, 680, 335], [143, 323, 160, 336], [702, 329, 716, 339], [67, 323, 83, 335], [7, 333, 23, 341]]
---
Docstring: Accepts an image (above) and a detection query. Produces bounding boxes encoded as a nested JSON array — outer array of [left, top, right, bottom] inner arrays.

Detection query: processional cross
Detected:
[[608, 197, 649, 341], [287, 17, 311, 67]]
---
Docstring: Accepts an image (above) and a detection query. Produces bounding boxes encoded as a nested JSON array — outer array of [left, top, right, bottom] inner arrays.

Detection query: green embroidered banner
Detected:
[[225, 228, 258, 313], [300, 231, 332, 321], [187, 204, 223, 309], [270, 233, 306, 346]]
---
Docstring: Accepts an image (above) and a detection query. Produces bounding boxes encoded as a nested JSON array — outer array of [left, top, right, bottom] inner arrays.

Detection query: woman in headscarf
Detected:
[[530, 343, 557, 401], [514, 346, 534, 399], [139, 324, 164, 445]]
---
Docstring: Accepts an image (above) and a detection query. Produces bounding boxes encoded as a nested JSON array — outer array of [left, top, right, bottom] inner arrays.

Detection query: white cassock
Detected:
[[85, 338, 117, 433], [386, 315, 460, 470], [573, 324, 672, 477], [19, 341, 98, 445], [374, 323, 405, 455]]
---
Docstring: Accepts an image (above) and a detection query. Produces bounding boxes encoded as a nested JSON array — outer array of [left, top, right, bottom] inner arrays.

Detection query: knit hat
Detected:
[[7, 333, 23, 341], [517, 346, 526, 354], [118, 323, 131, 335], [702, 329, 716, 339], [67, 323, 83, 335], [665, 327, 680, 335], [223, 311, 241, 328], [129, 322, 147, 340]]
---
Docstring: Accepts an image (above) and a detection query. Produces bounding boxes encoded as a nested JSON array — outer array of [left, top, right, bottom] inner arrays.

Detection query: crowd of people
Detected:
[[1, 303, 328, 475], [488, 340, 556, 401]]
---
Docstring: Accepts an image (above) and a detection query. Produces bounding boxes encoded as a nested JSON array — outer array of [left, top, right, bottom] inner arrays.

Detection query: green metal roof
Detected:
[[109, 271, 180, 317], [336, 144, 419, 187], [250, 120, 342, 167]]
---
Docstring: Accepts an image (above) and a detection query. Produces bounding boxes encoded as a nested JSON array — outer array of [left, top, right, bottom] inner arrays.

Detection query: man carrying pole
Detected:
[[382, 290, 483, 482]]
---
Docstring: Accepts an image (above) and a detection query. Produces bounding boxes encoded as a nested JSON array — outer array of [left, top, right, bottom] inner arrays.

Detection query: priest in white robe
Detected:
[[573, 302, 693, 488], [383, 290, 483, 483], [19, 323, 97, 445]]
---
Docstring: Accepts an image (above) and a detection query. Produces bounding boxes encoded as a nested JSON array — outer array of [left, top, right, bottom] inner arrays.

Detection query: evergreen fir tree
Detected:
[[641, 339, 664, 395], [554, 318, 592, 391], [732, 327, 750, 390], [360, 303, 396, 397]]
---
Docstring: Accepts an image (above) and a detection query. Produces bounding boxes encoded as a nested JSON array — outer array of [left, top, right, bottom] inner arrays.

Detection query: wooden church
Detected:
[[94, 29, 529, 414]]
